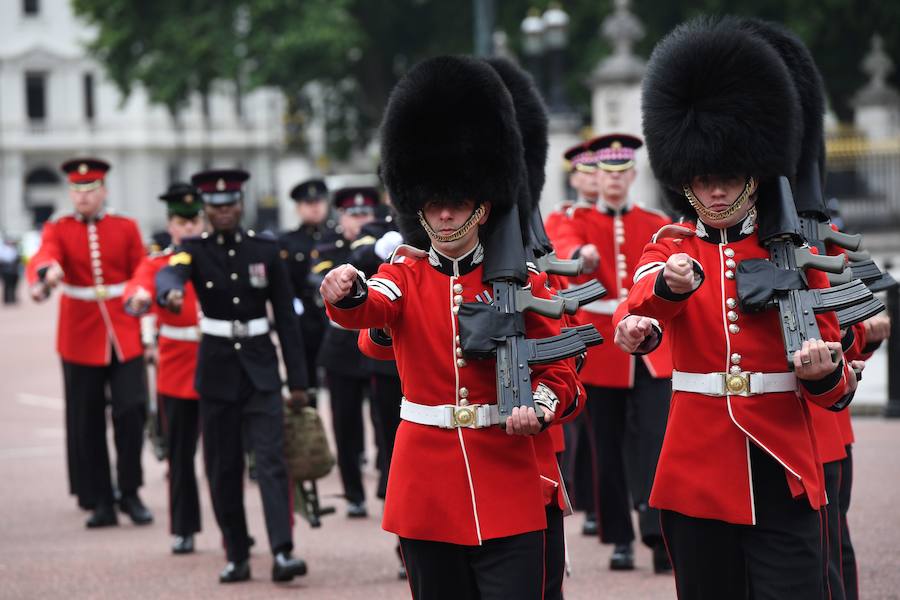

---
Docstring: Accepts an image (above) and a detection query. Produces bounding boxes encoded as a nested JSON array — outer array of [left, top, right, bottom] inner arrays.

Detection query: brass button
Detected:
[[459, 398, 469, 406], [729, 324, 740, 334], [730, 365, 742, 375], [731, 353, 742, 365], [201, 232, 209, 239], [234, 342, 241, 350], [724, 248, 735, 258], [452, 306, 459, 315], [726, 297, 737, 309], [725, 259, 736, 269], [456, 358, 467, 368], [459, 387, 469, 398], [336, 239, 345, 248], [453, 295, 463, 306], [232, 297, 240, 304], [727, 311, 738, 322], [725, 270, 735, 280], [455, 335, 461, 344], [453, 283, 463, 293], [95, 276, 104, 284], [206, 281, 213, 288], [228, 249, 236, 257], [231, 273, 238, 281], [456, 347, 463, 358], [295, 252, 304, 261]]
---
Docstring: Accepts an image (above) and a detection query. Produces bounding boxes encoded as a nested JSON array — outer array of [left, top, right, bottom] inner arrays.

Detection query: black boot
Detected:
[[219, 560, 251, 583], [396, 543, 407, 580], [119, 492, 153, 525], [609, 543, 635, 571], [172, 535, 194, 555], [581, 512, 598, 536], [653, 542, 673, 574], [272, 552, 308, 582], [85, 502, 118, 528]]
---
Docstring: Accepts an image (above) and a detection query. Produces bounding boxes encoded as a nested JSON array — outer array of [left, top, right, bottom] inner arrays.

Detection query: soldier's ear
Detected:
[[478, 202, 491, 225]]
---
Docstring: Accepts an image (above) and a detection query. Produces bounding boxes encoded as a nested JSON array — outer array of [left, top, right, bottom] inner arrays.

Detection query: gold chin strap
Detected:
[[683, 177, 756, 222], [418, 204, 486, 243]]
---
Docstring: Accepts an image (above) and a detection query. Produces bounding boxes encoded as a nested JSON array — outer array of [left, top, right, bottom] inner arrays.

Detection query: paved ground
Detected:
[[1, 299, 899, 599]]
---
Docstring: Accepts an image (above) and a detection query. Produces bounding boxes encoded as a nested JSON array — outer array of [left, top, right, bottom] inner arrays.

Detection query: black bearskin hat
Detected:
[[484, 57, 549, 212], [642, 16, 802, 215], [380, 55, 523, 221], [737, 18, 826, 189]]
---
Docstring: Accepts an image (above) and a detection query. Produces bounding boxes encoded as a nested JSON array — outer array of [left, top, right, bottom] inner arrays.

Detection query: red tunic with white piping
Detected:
[[328, 243, 578, 544], [26, 212, 145, 366], [124, 250, 200, 400], [614, 218, 853, 524], [553, 201, 673, 388]]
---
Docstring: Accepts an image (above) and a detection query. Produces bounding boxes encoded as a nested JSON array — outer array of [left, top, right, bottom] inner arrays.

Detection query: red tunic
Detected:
[[327, 244, 578, 545], [553, 202, 673, 388], [615, 221, 852, 524], [26, 212, 145, 366], [124, 251, 200, 400]]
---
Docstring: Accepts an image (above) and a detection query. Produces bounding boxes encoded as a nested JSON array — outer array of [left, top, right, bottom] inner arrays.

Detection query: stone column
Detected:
[[587, 0, 660, 209]]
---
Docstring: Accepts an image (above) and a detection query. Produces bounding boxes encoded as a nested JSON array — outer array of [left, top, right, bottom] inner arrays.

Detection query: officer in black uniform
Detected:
[[313, 186, 379, 518], [279, 178, 337, 406], [155, 168, 308, 585]]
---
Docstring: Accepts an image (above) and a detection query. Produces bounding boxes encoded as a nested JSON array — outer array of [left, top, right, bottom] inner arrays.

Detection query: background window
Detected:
[[25, 72, 46, 121], [23, 0, 39, 16], [83, 73, 95, 121]]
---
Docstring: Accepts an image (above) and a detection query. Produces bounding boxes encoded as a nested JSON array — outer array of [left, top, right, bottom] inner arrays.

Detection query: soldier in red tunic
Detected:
[[553, 134, 674, 572], [26, 158, 152, 528], [613, 19, 855, 598], [321, 56, 579, 600], [124, 183, 205, 554]]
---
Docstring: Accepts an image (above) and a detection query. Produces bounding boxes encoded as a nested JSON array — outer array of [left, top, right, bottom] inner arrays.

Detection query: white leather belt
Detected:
[[580, 298, 621, 315], [61, 282, 125, 301], [400, 399, 501, 429], [200, 317, 269, 339], [672, 370, 797, 397], [159, 324, 201, 342]]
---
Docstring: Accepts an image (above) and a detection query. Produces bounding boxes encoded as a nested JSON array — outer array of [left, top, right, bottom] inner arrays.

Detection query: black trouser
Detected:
[[839, 445, 858, 600], [544, 505, 566, 600], [400, 530, 545, 600], [661, 443, 824, 600], [61, 355, 147, 507], [2, 272, 18, 304], [200, 376, 293, 562], [562, 408, 596, 514], [370, 373, 402, 500], [160, 394, 201, 536], [822, 460, 845, 600], [326, 370, 369, 504], [588, 361, 671, 546]]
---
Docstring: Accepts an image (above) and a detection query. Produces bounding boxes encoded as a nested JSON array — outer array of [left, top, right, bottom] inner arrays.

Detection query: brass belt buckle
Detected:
[[94, 285, 108, 299], [232, 320, 249, 338], [725, 372, 750, 396], [452, 406, 476, 428]]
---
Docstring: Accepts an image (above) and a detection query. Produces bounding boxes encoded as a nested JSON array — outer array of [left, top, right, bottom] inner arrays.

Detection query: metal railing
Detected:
[[825, 135, 900, 231]]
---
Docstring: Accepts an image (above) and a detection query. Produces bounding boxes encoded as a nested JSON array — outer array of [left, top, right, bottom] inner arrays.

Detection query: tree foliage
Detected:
[[72, 0, 899, 160]]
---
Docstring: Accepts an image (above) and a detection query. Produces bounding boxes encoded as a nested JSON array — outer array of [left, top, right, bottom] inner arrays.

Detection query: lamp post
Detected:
[[520, 8, 546, 94], [520, 5, 571, 114]]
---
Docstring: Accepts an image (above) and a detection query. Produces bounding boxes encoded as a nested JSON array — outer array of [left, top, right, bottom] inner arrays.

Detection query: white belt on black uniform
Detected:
[[199, 317, 270, 339]]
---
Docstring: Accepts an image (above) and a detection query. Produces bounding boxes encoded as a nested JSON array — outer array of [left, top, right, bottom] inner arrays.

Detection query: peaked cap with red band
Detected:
[[190, 168, 250, 205], [61, 158, 110, 191], [563, 142, 597, 173], [587, 133, 642, 172]]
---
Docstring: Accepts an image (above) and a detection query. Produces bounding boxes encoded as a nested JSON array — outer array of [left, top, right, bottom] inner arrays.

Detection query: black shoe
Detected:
[[172, 535, 194, 555], [581, 513, 598, 536], [119, 492, 153, 525], [86, 503, 118, 528], [396, 543, 407, 579], [653, 543, 672, 574], [610, 543, 635, 571], [272, 552, 307, 582], [219, 560, 251, 583], [347, 501, 368, 519]]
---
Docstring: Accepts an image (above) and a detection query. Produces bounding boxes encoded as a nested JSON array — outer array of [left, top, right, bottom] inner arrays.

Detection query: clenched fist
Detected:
[[126, 286, 153, 315], [863, 313, 891, 344], [579, 244, 600, 274], [320, 264, 360, 305], [793, 339, 842, 381], [663, 253, 696, 295], [614, 315, 657, 354]]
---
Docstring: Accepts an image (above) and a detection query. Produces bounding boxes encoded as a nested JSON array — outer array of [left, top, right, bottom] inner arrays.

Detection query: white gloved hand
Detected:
[[374, 230, 404, 261]]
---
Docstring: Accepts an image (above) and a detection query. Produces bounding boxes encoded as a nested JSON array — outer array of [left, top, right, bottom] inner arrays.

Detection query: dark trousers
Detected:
[[200, 377, 293, 562], [661, 444, 824, 600], [326, 370, 369, 504], [588, 361, 670, 546], [400, 530, 545, 600], [370, 373, 402, 500], [839, 446, 858, 600], [544, 505, 566, 600], [562, 408, 596, 514], [160, 394, 201, 536], [61, 355, 147, 507], [2, 272, 18, 304], [822, 460, 845, 600]]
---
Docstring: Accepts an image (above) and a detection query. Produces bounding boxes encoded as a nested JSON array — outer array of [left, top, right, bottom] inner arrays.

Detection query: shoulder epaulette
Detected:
[[651, 223, 696, 244], [389, 244, 428, 265], [247, 229, 277, 241]]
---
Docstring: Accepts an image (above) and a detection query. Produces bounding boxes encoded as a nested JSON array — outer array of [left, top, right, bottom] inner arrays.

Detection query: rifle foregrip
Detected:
[[537, 254, 583, 277], [817, 223, 862, 251], [516, 290, 566, 318], [794, 247, 847, 274]]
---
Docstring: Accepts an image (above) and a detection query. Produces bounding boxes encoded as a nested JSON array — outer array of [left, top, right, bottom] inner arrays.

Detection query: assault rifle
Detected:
[[736, 177, 879, 369], [457, 204, 591, 421]]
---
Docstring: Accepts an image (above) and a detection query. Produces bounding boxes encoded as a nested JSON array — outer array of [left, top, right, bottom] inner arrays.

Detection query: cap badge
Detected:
[[78, 163, 89, 175], [354, 194, 365, 206], [308, 185, 315, 196], [611, 141, 623, 149], [216, 178, 226, 191], [184, 194, 194, 204]]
